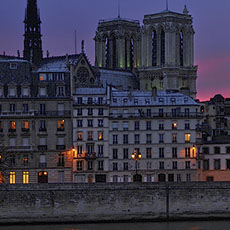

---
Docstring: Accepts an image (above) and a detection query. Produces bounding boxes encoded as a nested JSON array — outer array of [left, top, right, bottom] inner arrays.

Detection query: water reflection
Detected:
[[0, 221, 229, 230]]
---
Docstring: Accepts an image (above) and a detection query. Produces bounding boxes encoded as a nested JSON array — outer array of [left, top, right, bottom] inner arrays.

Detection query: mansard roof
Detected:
[[111, 90, 198, 107], [36, 54, 80, 73]]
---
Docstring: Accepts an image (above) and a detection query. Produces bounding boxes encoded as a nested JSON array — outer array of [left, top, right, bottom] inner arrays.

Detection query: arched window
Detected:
[[160, 29, 165, 65], [130, 37, 134, 70], [152, 30, 157, 66], [111, 34, 117, 68], [105, 36, 110, 68], [125, 37, 128, 69], [179, 30, 184, 66]]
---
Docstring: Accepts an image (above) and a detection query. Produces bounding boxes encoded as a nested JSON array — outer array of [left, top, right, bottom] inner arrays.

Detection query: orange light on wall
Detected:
[[192, 145, 196, 158], [72, 147, 77, 158]]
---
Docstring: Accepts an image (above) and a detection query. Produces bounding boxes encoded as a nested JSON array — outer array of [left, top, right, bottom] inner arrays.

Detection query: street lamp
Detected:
[[132, 149, 142, 182]]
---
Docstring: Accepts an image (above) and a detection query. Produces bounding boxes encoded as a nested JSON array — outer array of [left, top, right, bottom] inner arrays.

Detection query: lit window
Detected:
[[23, 120, 29, 129], [98, 131, 103, 140], [77, 132, 83, 141], [23, 171, 29, 184], [39, 74, 47, 81], [23, 155, 29, 166], [58, 120, 65, 130], [22, 88, 29, 97], [39, 87, 46, 97], [10, 121, 16, 129], [10, 172, 16, 184], [9, 88, 16, 97], [172, 122, 177, 130], [185, 133, 191, 143]]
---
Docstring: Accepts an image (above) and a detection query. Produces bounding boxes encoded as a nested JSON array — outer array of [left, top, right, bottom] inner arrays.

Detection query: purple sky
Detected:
[[0, 0, 230, 101]]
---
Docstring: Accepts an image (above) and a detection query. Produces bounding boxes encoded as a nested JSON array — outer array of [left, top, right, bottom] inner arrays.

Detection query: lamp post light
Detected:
[[132, 149, 142, 182]]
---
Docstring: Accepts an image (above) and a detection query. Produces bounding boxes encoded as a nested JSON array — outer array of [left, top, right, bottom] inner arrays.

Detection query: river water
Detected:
[[0, 221, 229, 230]]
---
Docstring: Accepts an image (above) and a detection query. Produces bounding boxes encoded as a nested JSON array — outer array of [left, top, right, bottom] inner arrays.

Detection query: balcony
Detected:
[[39, 128, 47, 132], [85, 152, 97, 159], [6, 146, 33, 151], [38, 145, 47, 150], [39, 163, 47, 168], [57, 128, 65, 132], [109, 112, 202, 119], [0, 111, 35, 117], [8, 128, 16, 133], [56, 145, 66, 150], [22, 128, 30, 132], [34, 110, 71, 117]]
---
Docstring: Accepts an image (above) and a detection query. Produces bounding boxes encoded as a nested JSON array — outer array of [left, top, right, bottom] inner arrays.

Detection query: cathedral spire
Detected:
[[23, 0, 43, 66]]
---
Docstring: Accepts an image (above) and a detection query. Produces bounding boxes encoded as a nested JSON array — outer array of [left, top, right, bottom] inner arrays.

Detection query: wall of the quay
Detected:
[[1, 183, 230, 223]]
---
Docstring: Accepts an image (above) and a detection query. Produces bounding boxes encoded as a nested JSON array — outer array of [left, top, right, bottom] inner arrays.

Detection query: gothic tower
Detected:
[[139, 6, 197, 98], [95, 17, 141, 71], [23, 0, 43, 65]]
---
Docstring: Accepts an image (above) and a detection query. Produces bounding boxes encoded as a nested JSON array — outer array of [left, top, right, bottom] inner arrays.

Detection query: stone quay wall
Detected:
[[1, 182, 230, 224]]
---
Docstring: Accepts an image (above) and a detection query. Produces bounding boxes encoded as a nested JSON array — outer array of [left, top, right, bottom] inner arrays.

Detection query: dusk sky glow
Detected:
[[0, 0, 229, 101]]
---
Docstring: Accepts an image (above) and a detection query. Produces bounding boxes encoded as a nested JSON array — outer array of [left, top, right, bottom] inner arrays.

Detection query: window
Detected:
[[123, 149, 128, 159], [185, 133, 191, 143], [39, 74, 46, 81], [10, 121, 16, 130], [98, 160, 104, 170], [10, 63, 17, 70], [159, 134, 164, 143], [172, 134, 177, 143], [123, 134, 128, 144], [112, 122, 118, 130], [98, 119, 103, 127], [22, 138, 29, 147], [113, 163, 118, 171], [147, 162, 152, 169], [87, 131, 93, 140], [77, 97, 82, 104], [172, 147, 177, 158], [146, 134, 151, 144], [88, 108, 93, 116], [185, 148, 190, 158], [9, 88, 16, 97], [172, 122, 177, 130], [134, 99, 138, 105], [23, 155, 29, 166], [214, 159, 221, 170], [123, 121, 129, 130], [98, 145, 104, 156], [146, 148, 152, 159], [58, 153, 65, 167], [88, 119, 93, 127], [77, 109, 82, 115], [22, 104, 29, 113], [134, 134, 140, 144], [113, 149, 118, 159], [113, 135, 118, 144], [98, 131, 103, 140], [177, 174, 181, 182], [172, 161, 177, 170], [159, 123, 164, 130], [203, 147, 209, 154], [185, 161, 190, 169], [39, 87, 46, 97], [98, 108, 104, 115], [226, 159, 230, 169], [77, 120, 83, 127], [40, 120, 46, 130], [10, 104, 15, 112], [113, 98, 117, 103], [88, 161, 93, 170], [77, 161, 83, 171], [159, 162, 164, 170], [57, 137, 65, 146], [159, 148, 164, 158], [57, 103, 64, 116], [185, 121, 190, 129], [185, 108, 190, 116], [146, 109, 151, 117], [40, 104, 46, 115], [39, 137, 46, 146], [134, 121, 139, 130], [88, 97, 93, 104], [9, 138, 16, 147], [226, 147, 230, 154], [159, 109, 164, 117], [203, 160, 209, 170], [123, 162, 128, 170], [77, 146, 83, 156], [57, 86, 64, 97], [186, 174, 191, 182], [57, 120, 65, 130], [214, 147, 220, 154], [10, 172, 16, 184], [146, 121, 151, 130], [23, 171, 29, 184], [98, 97, 103, 104], [113, 175, 118, 183]]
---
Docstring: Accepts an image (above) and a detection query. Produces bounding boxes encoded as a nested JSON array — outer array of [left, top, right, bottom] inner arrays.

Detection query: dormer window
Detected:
[[159, 98, 164, 103], [145, 99, 150, 105], [57, 86, 65, 97], [10, 63, 17, 70], [9, 88, 16, 97], [39, 87, 46, 97], [113, 98, 117, 103], [22, 87, 29, 97], [39, 74, 47, 81], [123, 98, 128, 104], [134, 99, 138, 105]]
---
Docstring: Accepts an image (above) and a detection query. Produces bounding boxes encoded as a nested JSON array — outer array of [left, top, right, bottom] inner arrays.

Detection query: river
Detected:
[[0, 221, 230, 230]]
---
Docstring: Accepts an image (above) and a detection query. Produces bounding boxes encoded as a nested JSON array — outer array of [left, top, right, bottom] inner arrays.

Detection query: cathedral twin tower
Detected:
[[95, 6, 197, 98], [23, 0, 197, 98]]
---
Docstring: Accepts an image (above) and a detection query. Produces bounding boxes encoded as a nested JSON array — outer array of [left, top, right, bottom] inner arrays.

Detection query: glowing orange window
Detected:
[[23, 120, 29, 129], [10, 121, 16, 129]]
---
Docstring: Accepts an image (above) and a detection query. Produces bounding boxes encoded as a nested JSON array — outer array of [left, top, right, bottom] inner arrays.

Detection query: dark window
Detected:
[[146, 121, 151, 130], [98, 119, 103, 127], [203, 160, 209, 170], [123, 149, 129, 159], [123, 162, 128, 170], [214, 147, 220, 154], [179, 30, 184, 66], [113, 149, 118, 159], [113, 135, 118, 144], [58, 153, 65, 167], [214, 159, 221, 170], [77, 109, 82, 115], [206, 176, 214, 182], [159, 148, 164, 158], [226, 159, 230, 169], [134, 121, 139, 130], [146, 148, 152, 159], [88, 108, 93, 115], [77, 120, 83, 127], [203, 147, 209, 154], [152, 30, 157, 66], [160, 29, 165, 65], [123, 134, 129, 144], [172, 147, 177, 158], [113, 162, 118, 171], [159, 162, 164, 170], [98, 108, 104, 115], [185, 161, 190, 169], [40, 104, 46, 115], [134, 134, 140, 144], [168, 174, 174, 182], [172, 161, 177, 170], [22, 104, 29, 113], [88, 119, 93, 127]]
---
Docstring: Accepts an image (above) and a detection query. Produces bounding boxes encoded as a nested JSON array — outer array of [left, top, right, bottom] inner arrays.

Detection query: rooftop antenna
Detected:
[[74, 30, 77, 54], [118, 0, 120, 18], [166, 0, 168, 11]]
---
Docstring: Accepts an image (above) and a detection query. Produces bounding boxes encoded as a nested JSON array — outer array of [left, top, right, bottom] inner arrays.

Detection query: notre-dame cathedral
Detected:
[[22, 0, 197, 98]]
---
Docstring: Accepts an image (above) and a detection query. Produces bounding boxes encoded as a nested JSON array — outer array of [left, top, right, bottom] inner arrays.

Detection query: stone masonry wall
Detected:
[[0, 182, 230, 223]]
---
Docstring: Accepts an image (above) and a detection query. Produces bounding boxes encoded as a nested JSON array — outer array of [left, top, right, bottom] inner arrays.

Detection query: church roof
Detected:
[[36, 54, 80, 73], [99, 68, 139, 90]]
